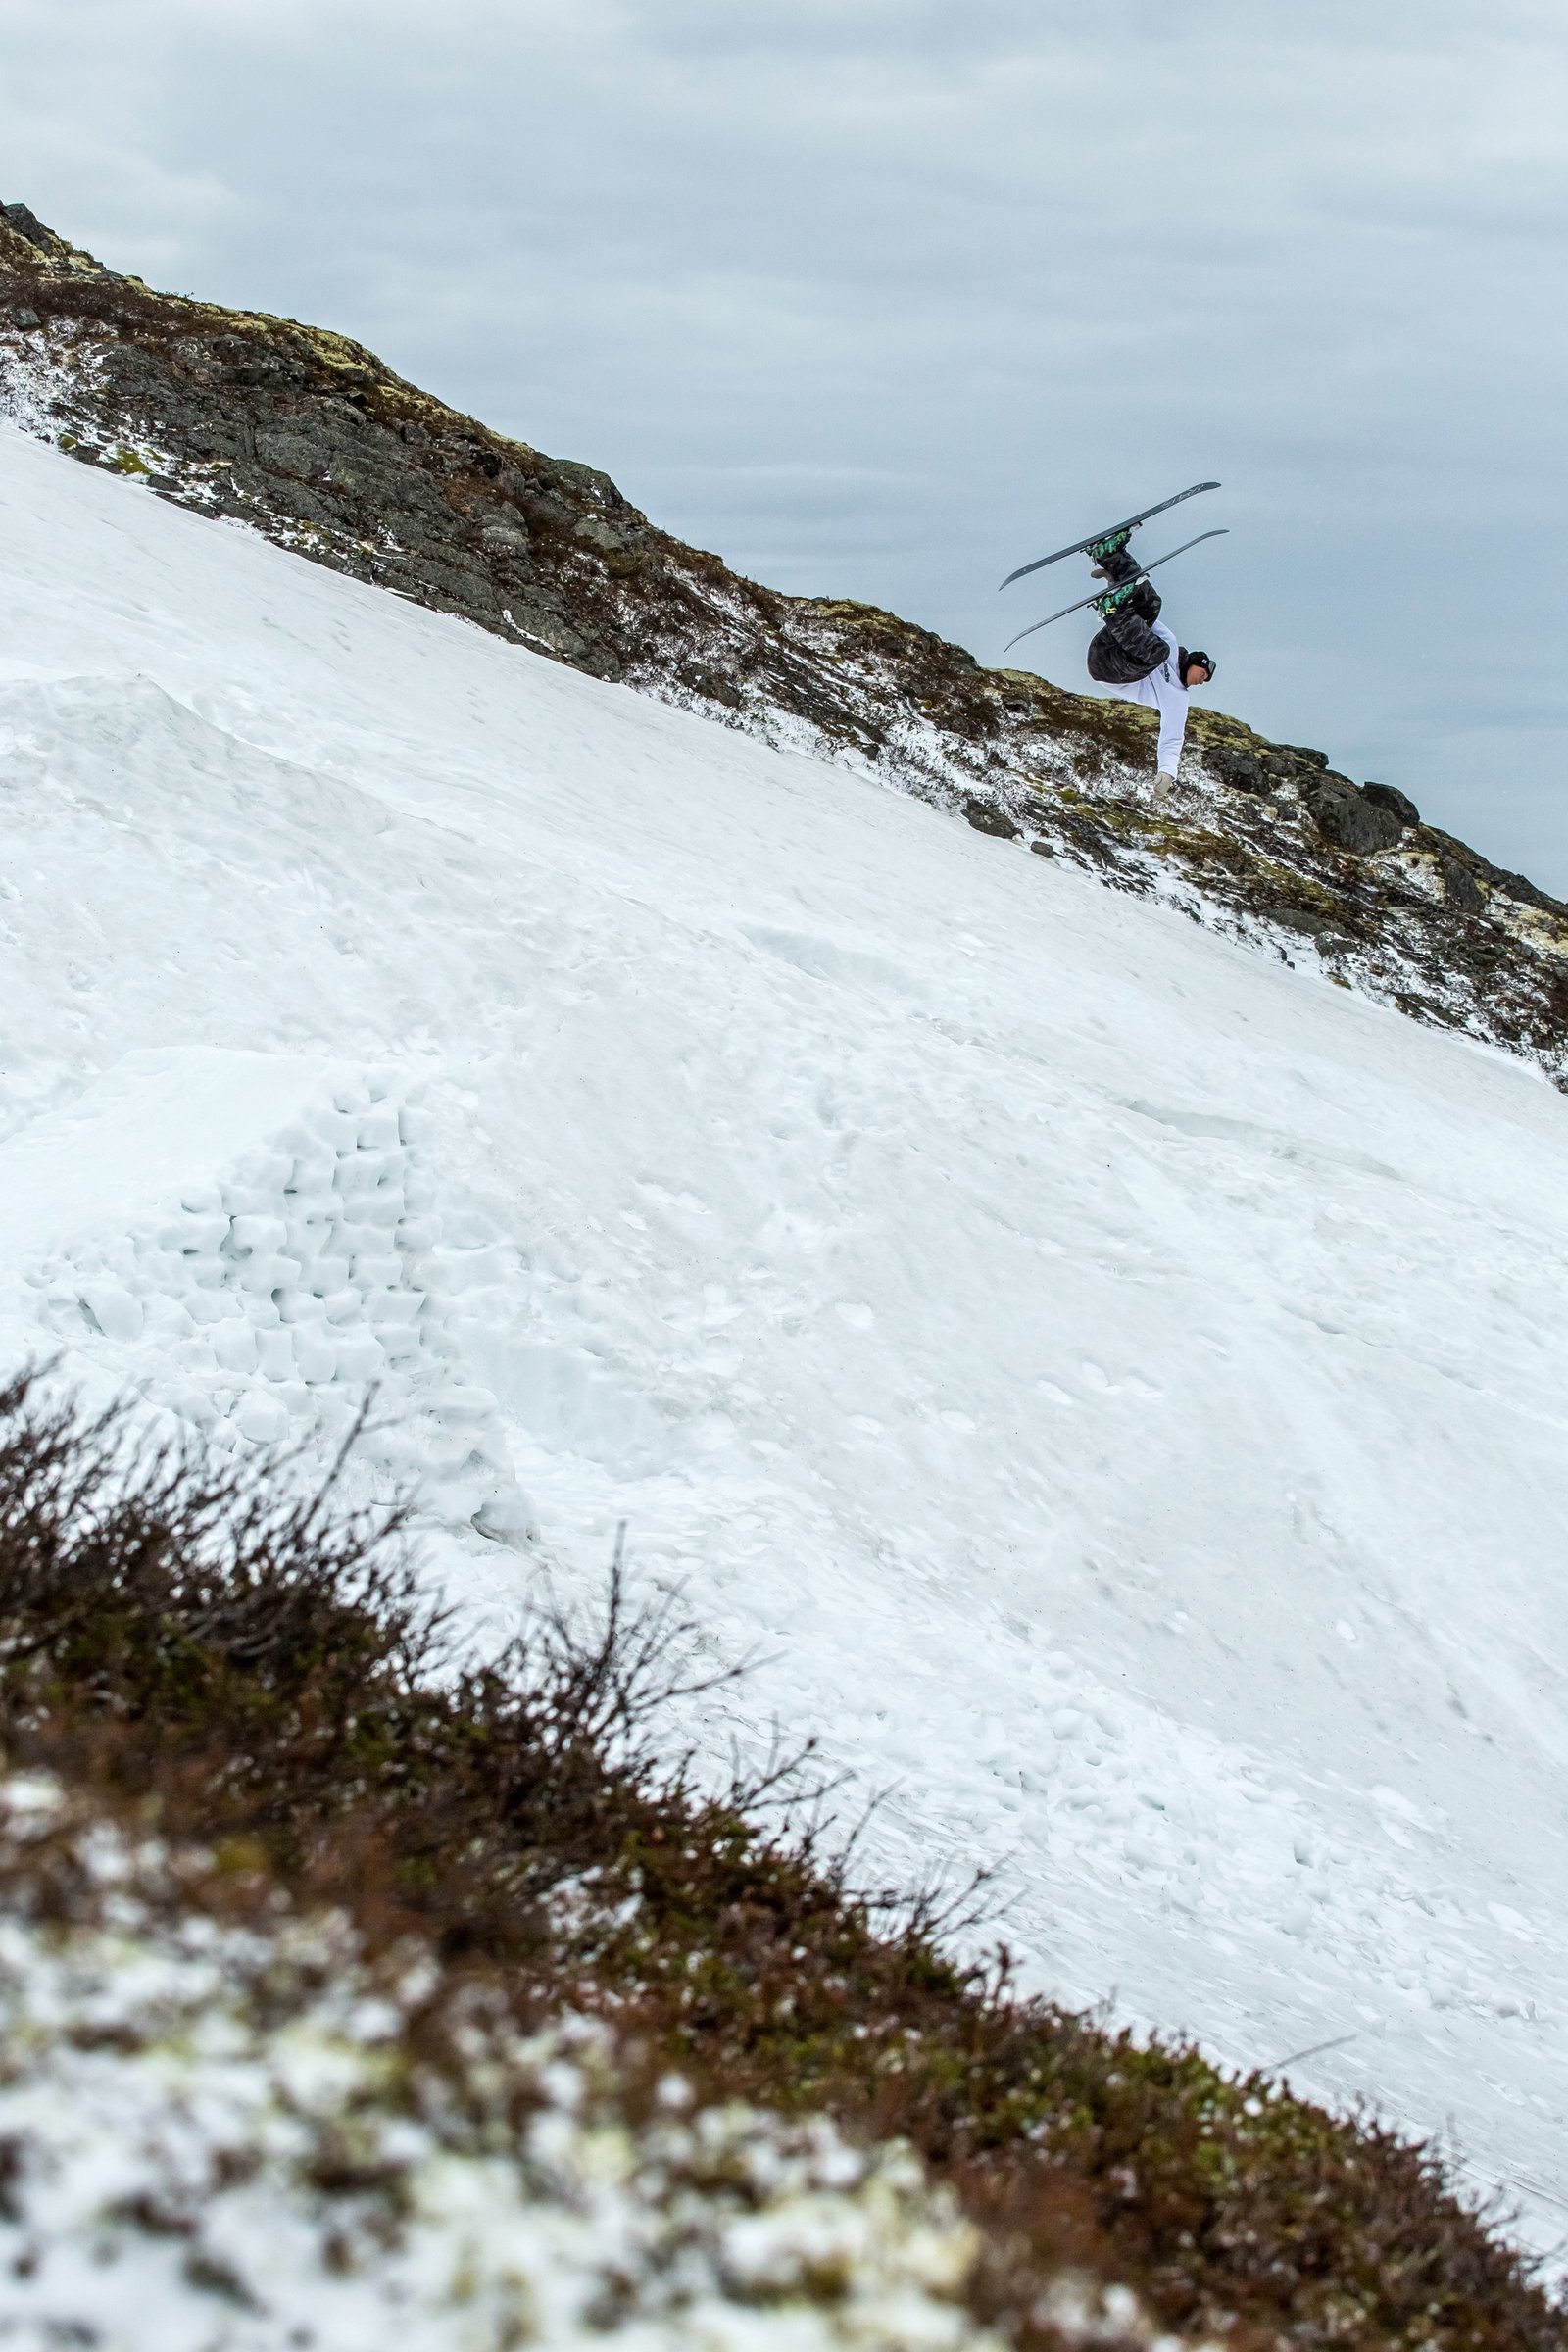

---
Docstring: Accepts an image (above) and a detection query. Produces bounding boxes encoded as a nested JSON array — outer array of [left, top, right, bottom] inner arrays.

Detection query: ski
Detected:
[[1002, 529, 1228, 655], [998, 481, 1221, 592]]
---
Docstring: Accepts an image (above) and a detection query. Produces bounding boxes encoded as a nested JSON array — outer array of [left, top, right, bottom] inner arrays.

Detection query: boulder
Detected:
[[1440, 857, 1486, 914], [1305, 775, 1403, 855], [1206, 739, 1325, 798], [1205, 743, 1271, 795], [1361, 782, 1420, 833], [963, 797, 1020, 840], [1269, 904, 1333, 938]]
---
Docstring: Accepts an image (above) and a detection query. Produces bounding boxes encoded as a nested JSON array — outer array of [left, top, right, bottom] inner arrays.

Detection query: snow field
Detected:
[[0, 1047, 532, 1542], [0, 422, 1566, 2255]]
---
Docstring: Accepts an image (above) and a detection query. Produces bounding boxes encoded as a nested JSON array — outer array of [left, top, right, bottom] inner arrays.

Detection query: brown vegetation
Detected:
[[0, 1371, 1559, 2351]]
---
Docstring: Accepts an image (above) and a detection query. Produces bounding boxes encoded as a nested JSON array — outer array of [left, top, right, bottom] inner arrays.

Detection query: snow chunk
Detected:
[[0, 1049, 534, 1547]]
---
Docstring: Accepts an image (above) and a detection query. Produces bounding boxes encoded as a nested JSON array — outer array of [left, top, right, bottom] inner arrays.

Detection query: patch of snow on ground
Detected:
[[0, 422, 1565, 2261], [0, 1777, 1005, 2352]]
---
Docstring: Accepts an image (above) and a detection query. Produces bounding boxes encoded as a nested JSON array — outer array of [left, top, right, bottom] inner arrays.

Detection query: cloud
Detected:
[[2, 0, 1566, 879]]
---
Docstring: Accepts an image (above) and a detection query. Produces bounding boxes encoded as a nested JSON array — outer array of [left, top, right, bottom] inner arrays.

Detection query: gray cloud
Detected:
[[4, 0, 1567, 879]]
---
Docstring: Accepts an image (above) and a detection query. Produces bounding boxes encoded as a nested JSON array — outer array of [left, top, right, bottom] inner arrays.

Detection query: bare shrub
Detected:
[[0, 1372, 1558, 2352]]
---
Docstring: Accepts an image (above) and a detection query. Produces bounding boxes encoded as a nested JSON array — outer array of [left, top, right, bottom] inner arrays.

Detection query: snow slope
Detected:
[[1, 423, 1566, 2254]]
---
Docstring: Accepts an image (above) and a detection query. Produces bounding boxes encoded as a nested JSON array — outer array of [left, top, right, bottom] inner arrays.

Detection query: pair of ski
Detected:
[[1000, 481, 1225, 654]]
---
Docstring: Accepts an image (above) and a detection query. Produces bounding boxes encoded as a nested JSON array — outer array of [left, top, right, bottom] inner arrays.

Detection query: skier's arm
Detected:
[[1153, 678, 1189, 778], [1147, 621, 1189, 778]]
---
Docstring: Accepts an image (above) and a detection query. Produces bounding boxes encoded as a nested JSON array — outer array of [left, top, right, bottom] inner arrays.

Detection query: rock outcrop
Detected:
[[5, 198, 1567, 1080]]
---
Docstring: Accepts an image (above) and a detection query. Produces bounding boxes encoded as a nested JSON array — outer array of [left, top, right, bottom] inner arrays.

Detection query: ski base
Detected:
[[999, 481, 1220, 593], [1002, 529, 1227, 656]]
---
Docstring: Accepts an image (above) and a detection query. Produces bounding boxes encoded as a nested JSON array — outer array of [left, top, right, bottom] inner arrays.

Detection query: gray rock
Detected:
[[1440, 857, 1486, 914], [1361, 781, 1420, 833], [252, 429, 324, 479], [514, 485, 573, 529], [1270, 904, 1333, 937], [184, 422, 246, 461], [573, 514, 629, 554], [1205, 744, 1271, 795], [685, 669, 742, 710], [267, 481, 335, 526], [1207, 740, 1326, 797], [963, 798, 1020, 840], [2, 203, 50, 249], [508, 609, 588, 660], [1305, 775, 1403, 855], [318, 460, 398, 503], [417, 557, 498, 599]]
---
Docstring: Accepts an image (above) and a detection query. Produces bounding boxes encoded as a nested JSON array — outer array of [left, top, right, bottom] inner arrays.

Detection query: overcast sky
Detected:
[[6, 0, 1567, 883]]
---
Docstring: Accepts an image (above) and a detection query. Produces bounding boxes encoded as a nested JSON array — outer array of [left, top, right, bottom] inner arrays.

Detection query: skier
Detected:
[[1084, 528, 1213, 791]]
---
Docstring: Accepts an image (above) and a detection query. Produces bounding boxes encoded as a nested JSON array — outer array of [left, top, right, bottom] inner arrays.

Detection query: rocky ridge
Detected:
[[4, 198, 1567, 1079]]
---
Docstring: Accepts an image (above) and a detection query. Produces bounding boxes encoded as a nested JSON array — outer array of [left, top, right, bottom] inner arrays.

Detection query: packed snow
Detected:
[[0, 1045, 531, 1535], [0, 423, 1566, 2261]]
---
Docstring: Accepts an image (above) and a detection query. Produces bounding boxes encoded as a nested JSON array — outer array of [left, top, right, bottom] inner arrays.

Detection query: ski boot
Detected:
[[1094, 574, 1146, 617], [1087, 526, 1135, 580]]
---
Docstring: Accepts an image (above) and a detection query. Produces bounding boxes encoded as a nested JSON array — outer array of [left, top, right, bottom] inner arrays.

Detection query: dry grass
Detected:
[[0, 1370, 1560, 2352]]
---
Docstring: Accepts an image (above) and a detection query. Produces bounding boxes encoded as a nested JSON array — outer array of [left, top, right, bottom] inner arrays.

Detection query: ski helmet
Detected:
[[1181, 648, 1214, 685]]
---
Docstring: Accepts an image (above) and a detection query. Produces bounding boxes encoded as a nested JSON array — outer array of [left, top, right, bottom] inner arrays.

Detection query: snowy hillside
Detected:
[[2, 420, 1566, 2259], [8, 204, 1568, 1092]]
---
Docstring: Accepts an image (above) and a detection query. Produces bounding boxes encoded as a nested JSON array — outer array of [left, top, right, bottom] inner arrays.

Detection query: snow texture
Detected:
[[0, 422, 1565, 2262], [0, 1048, 532, 1540]]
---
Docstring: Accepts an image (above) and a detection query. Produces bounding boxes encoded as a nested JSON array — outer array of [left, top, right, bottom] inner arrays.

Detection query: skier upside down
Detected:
[[997, 484, 1223, 788], [1085, 528, 1214, 791]]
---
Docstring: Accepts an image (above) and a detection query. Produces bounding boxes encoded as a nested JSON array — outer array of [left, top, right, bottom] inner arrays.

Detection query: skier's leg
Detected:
[[1088, 531, 1140, 586], [1085, 547, 1167, 681], [1085, 620, 1117, 680], [1088, 532, 1162, 620], [1086, 596, 1169, 684], [1123, 577, 1161, 625], [1100, 574, 1163, 629]]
